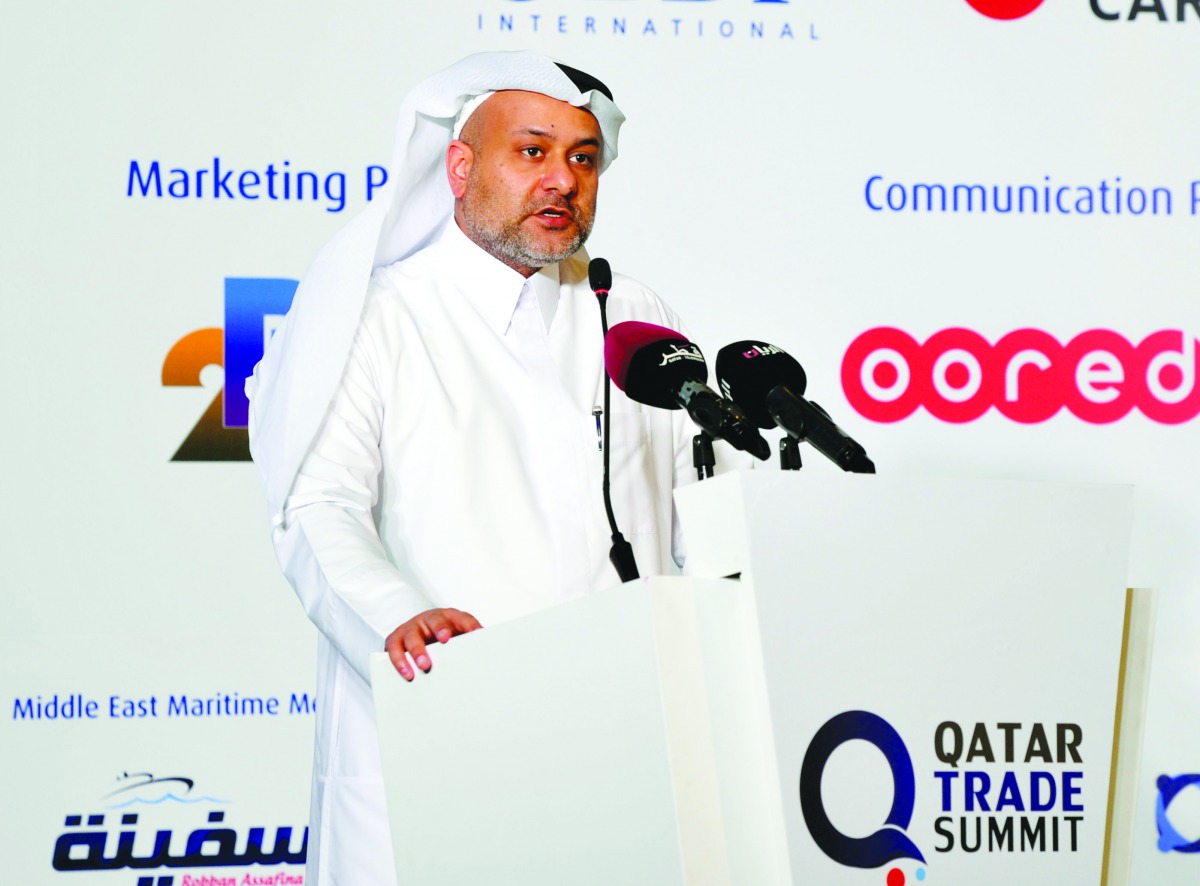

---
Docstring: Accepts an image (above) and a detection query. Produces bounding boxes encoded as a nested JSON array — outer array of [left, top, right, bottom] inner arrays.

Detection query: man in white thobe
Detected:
[[249, 52, 696, 884]]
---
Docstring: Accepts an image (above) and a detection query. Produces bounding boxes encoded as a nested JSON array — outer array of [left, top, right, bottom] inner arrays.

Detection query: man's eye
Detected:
[[522, 147, 543, 158], [571, 153, 596, 166]]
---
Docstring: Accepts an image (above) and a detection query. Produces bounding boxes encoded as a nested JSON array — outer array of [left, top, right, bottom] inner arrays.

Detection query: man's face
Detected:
[[451, 90, 602, 276]]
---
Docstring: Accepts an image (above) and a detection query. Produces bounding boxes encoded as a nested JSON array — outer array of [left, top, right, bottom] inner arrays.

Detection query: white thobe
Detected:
[[273, 220, 695, 884]]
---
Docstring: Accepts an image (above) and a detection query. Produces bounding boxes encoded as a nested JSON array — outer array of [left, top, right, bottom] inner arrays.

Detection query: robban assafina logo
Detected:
[[51, 771, 307, 884]]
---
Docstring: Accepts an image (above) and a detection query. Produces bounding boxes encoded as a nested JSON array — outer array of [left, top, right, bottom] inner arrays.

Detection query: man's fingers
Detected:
[[445, 608, 483, 635], [426, 609, 482, 643], [384, 608, 484, 681], [425, 611, 455, 644], [403, 625, 432, 672], [384, 629, 415, 682]]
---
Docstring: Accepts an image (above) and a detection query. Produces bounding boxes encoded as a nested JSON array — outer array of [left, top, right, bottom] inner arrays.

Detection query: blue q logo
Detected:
[[1157, 774, 1200, 853], [799, 710, 926, 868]]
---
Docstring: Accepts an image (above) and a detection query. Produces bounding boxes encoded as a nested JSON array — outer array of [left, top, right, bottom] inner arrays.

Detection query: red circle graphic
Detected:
[[964, 0, 1046, 20]]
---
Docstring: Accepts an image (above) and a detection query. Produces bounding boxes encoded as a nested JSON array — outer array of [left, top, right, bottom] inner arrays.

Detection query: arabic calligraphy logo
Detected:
[[1157, 774, 1200, 853], [799, 711, 926, 875], [51, 771, 307, 880], [657, 343, 704, 367]]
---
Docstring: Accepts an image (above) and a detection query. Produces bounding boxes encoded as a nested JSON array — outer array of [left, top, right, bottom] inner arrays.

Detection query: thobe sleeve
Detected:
[[258, 305, 434, 687]]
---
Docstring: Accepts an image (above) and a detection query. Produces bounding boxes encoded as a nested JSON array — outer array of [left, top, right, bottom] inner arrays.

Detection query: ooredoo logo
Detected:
[[964, 0, 1045, 19], [842, 327, 1200, 424], [799, 711, 926, 881]]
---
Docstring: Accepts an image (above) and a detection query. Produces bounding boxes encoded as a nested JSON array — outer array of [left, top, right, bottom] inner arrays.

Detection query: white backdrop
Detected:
[[4, 1, 1200, 882]]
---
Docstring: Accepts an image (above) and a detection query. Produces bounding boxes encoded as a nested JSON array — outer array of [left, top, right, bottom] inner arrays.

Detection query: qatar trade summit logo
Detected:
[[800, 711, 927, 884], [964, 0, 1046, 19]]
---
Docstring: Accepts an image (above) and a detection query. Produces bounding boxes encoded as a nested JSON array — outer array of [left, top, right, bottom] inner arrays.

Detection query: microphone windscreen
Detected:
[[715, 341, 808, 429], [605, 321, 707, 410], [588, 257, 612, 294]]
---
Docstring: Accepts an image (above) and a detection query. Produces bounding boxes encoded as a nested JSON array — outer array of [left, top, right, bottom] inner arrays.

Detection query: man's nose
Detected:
[[539, 153, 577, 195]]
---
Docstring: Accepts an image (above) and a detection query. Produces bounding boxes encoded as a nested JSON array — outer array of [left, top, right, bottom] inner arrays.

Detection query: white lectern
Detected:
[[372, 473, 1143, 886]]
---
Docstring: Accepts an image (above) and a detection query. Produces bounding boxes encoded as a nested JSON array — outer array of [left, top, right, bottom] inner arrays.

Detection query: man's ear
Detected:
[[446, 140, 473, 199]]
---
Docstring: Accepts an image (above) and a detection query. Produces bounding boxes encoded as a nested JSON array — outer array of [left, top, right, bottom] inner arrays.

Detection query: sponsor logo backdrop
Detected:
[[4, 0, 1200, 881]]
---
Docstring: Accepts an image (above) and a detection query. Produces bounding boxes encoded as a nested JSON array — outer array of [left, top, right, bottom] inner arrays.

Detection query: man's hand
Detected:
[[384, 608, 482, 681]]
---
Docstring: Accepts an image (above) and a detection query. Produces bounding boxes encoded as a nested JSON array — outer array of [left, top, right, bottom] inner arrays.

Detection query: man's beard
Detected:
[[461, 177, 595, 272]]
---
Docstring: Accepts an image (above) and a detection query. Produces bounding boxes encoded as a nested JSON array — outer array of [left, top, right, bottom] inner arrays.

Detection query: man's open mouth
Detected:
[[532, 205, 575, 229]]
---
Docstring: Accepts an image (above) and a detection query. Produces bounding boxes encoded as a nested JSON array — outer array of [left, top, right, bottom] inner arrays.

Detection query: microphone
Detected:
[[715, 341, 875, 474], [605, 322, 770, 461], [588, 257, 612, 305], [587, 257, 638, 583]]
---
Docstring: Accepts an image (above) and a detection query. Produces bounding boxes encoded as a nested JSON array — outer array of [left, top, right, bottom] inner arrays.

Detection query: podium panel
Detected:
[[681, 472, 1134, 885], [375, 473, 1136, 886], [371, 575, 782, 886]]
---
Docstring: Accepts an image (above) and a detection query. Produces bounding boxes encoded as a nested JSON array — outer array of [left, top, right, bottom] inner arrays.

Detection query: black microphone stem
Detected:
[[599, 292, 616, 529], [693, 431, 715, 480], [780, 435, 802, 471], [767, 385, 876, 474], [597, 289, 639, 582]]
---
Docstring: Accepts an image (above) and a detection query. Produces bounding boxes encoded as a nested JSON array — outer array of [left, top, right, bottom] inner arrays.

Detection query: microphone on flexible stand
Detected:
[[715, 341, 876, 474], [589, 257, 613, 329], [588, 258, 639, 583], [604, 322, 771, 461]]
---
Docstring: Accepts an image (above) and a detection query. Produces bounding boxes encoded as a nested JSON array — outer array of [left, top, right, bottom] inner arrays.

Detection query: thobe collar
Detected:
[[438, 219, 562, 335]]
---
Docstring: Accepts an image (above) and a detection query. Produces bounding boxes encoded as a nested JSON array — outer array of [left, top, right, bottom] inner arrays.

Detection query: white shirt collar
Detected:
[[437, 220, 562, 335]]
